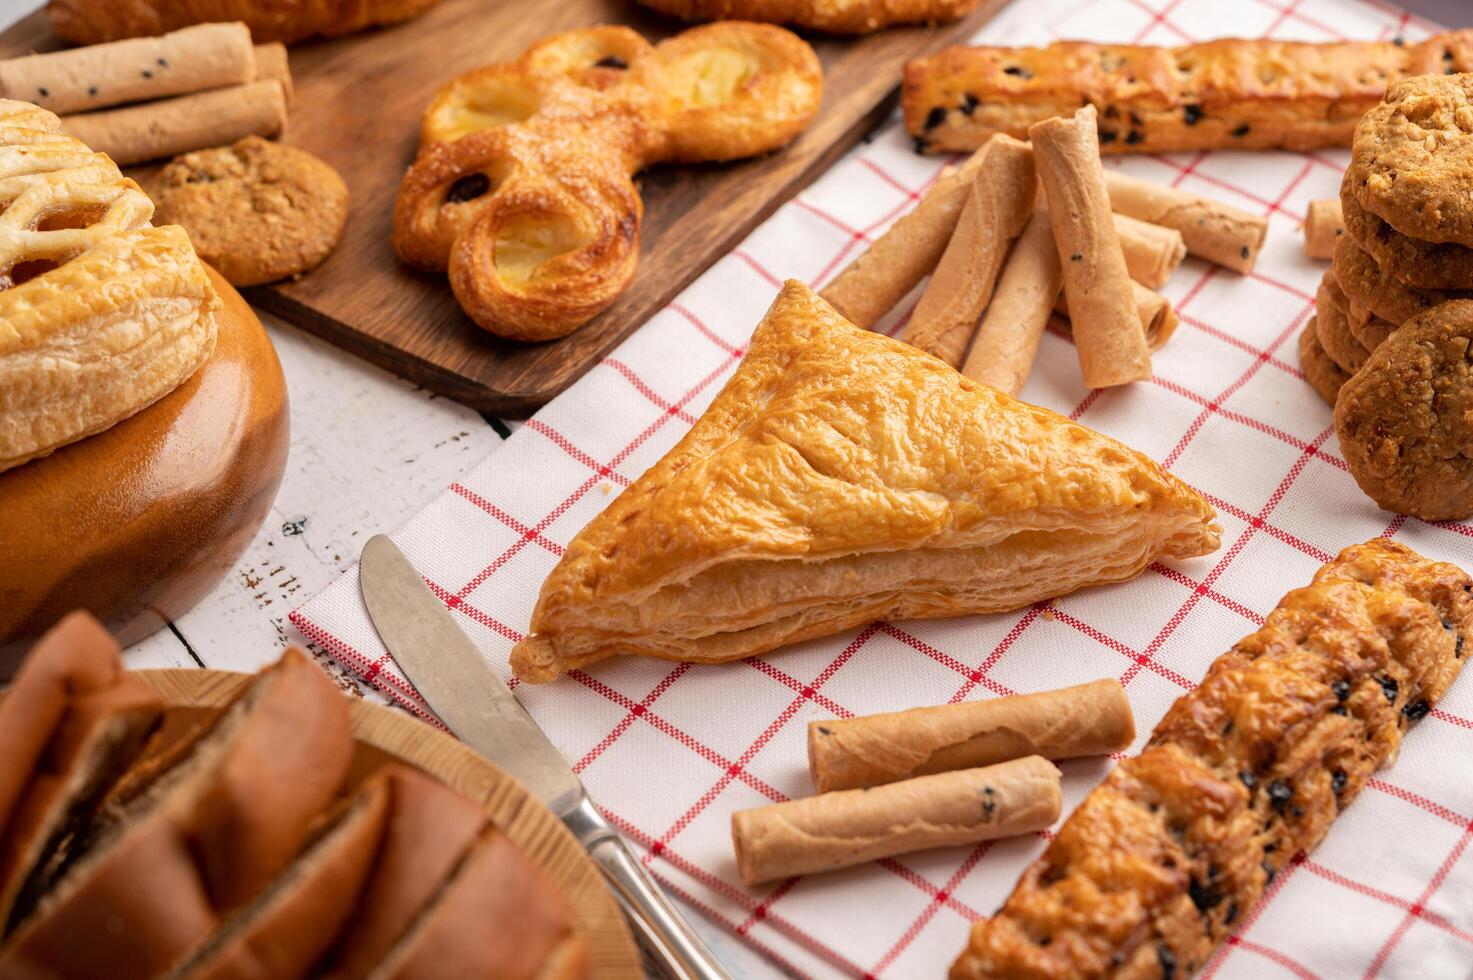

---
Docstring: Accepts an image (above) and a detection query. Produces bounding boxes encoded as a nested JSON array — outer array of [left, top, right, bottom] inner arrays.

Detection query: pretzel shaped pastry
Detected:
[[0, 99, 219, 473], [635, 0, 985, 34], [393, 23, 822, 341]]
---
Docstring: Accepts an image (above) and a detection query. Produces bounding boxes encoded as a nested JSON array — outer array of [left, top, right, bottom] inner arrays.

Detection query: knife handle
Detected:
[[564, 796, 733, 980]]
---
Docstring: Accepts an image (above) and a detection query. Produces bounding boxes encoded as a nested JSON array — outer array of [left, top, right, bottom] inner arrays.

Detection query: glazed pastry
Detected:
[[46, 0, 442, 45], [635, 0, 984, 33], [904, 32, 1473, 154], [509, 280, 1221, 683], [0, 98, 219, 473], [1336, 300, 1473, 521], [951, 539, 1473, 979], [395, 24, 822, 341]]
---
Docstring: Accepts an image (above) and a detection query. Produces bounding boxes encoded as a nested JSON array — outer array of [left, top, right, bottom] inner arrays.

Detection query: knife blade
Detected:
[[358, 534, 734, 980], [357, 533, 583, 816]]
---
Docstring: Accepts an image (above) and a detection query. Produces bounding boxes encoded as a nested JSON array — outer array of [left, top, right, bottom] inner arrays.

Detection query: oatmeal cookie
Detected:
[[1298, 318, 1351, 407], [1335, 299, 1473, 520], [1316, 274, 1373, 373], [154, 136, 349, 286], [1342, 181, 1473, 290], [1348, 73, 1473, 247], [1331, 232, 1473, 326]]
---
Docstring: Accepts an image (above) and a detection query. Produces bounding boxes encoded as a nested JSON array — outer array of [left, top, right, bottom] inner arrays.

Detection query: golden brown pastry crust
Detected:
[[394, 24, 821, 341], [951, 539, 1473, 980], [509, 280, 1220, 683], [46, 0, 443, 45], [636, 0, 983, 34], [0, 98, 219, 473], [904, 32, 1473, 155]]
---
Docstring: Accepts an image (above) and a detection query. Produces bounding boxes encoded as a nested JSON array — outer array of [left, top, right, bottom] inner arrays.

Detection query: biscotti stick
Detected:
[[1304, 198, 1343, 261], [0, 23, 255, 116], [60, 79, 286, 167], [253, 43, 293, 103], [905, 135, 1035, 366], [808, 680, 1132, 793], [1031, 107, 1151, 387], [821, 144, 990, 328], [1055, 280, 1180, 352], [961, 207, 1060, 395], [1103, 169, 1268, 274], [1114, 213, 1186, 288], [731, 756, 1061, 886]]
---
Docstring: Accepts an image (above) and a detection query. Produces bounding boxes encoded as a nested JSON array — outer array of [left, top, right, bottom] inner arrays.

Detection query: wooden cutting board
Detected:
[[0, 1, 1004, 416]]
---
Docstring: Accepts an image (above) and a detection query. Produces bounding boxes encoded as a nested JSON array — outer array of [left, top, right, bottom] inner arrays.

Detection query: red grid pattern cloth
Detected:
[[292, 1, 1473, 976]]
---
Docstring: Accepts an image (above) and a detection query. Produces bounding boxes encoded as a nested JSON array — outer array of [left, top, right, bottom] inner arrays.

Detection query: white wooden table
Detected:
[[0, 2, 769, 972]]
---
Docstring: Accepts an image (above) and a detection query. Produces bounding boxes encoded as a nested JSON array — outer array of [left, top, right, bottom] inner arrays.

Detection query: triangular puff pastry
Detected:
[[510, 281, 1220, 682]]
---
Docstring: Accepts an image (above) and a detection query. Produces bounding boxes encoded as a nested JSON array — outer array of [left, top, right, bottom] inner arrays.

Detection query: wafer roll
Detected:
[[961, 207, 1061, 395], [253, 43, 292, 103], [1032, 107, 1152, 387], [905, 135, 1035, 366], [1104, 169, 1267, 274], [60, 79, 286, 166], [820, 144, 990, 329], [808, 680, 1133, 793], [1114, 213, 1186, 288], [0, 23, 255, 116], [731, 757, 1061, 886], [1055, 280, 1180, 352], [1304, 198, 1343, 261]]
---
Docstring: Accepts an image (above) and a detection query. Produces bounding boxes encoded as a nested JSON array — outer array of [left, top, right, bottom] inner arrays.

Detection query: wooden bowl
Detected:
[[0, 269, 290, 677], [135, 668, 642, 977]]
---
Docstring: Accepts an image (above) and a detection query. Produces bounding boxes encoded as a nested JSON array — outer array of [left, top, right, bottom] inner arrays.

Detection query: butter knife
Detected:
[[358, 534, 731, 980]]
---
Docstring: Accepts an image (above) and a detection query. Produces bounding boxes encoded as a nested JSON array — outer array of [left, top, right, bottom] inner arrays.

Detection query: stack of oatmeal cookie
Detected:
[[1302, 72, 1473, 406], [1303, 72, 1473, 521]]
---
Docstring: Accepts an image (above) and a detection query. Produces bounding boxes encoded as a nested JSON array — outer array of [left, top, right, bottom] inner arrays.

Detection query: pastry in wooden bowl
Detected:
[[951, 539, 1472, 979], [636, 0, 984, 34], [46, 0, 443, 45], [394, 23, 822, 341], [509, 281, 1220, 683]]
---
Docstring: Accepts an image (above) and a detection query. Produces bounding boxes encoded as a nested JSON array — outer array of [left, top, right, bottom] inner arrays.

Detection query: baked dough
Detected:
[[395, 24, 822, 341], [952, 539, 1473, 979], [509, 281, 1221, 683], [904, 32, 1473, 155], [635, 0, 984, 33], [0, 99, 219, 473], [46, 0, 442, 45]]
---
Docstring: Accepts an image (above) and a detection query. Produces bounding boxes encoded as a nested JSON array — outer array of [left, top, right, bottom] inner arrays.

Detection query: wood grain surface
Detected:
[[135, 668, 643, 979], [0, 270, 290, 677], [0, 0, 1005, 415]]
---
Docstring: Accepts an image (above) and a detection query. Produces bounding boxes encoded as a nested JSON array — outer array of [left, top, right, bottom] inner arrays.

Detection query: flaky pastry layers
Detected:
[[635, 0, 984, 34], [951, 540, 1472, 979], [47, 0, 442, 44], [510, 281, 1220, 682], [0, 99, 219, 472], [394, 25, 822, 341]]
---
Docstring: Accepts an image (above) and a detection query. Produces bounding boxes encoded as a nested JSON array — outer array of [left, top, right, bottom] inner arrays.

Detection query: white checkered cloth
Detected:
[[293, 1, 1473, 976]]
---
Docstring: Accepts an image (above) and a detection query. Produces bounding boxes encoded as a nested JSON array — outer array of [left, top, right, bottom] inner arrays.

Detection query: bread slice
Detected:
[[168, 768, 393, 980], [366, 825, 589, 980], [318, 766, 486, 980], [0, 611, 162, 933], [0, 647, 353, 980]]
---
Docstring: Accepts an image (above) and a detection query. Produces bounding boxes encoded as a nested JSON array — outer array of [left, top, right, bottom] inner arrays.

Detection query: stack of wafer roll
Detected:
[[0, 23, 292, 166], [821, 107, 1266, 395], [729, 680, 1134, 887]]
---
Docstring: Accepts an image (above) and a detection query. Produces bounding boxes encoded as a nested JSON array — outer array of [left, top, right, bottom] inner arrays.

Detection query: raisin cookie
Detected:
[[1331, 233, 1473, 326], [1316, 275, 1373, 373], [1299, 319, 1351, 408], [154, 136, 349, 286], [1348, 73, 1473, 247], [1342, 183, 1473, 290], [1335, 299, 1473, 520]]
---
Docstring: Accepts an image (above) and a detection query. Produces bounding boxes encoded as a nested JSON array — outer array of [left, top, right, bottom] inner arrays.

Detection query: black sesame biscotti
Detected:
[[951, 539, 1473, 979], [905, 32, 1473, 155]]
